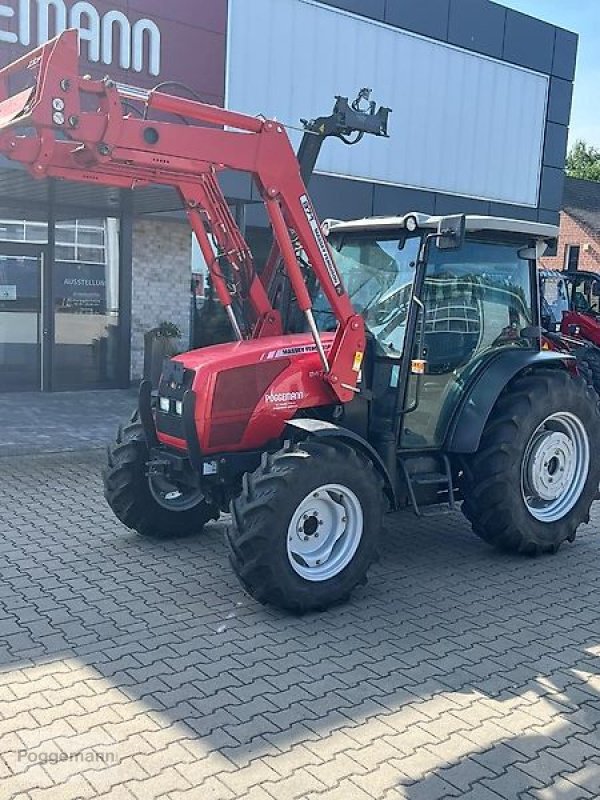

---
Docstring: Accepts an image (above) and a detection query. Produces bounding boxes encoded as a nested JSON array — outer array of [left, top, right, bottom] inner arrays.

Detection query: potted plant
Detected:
[[144, 320, 182, 388]]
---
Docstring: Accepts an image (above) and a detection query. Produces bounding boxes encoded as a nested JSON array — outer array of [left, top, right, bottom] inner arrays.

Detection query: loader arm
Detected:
[[0, 30, 365, 402]]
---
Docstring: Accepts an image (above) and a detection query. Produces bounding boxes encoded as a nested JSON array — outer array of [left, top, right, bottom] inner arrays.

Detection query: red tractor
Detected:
[[540, 269, 600, 393], [1, 32, 599, 613], [540, 269, 600, 343]]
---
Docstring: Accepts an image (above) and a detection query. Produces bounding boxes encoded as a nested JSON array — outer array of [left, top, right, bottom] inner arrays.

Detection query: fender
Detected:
[[286, 418, 397, 507], [445, 350, 574, 454]]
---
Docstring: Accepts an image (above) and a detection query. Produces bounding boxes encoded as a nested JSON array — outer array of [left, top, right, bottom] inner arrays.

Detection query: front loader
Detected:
[[1, 31, 598, 613]]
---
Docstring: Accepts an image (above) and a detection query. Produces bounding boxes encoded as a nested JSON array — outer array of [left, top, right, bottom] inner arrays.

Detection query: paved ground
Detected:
[[0, 391, 137, 457], [2, 450, 600, 799]]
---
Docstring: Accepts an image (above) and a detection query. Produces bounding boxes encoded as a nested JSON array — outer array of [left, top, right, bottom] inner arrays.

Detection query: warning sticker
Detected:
[[352, 351, 364, 373]]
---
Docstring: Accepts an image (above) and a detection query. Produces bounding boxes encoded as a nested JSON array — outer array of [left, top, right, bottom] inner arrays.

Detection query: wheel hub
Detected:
[[148, 474, 205, 512], [301, 513, 320, 537], [287, 485, 363, 582], [525, 430, 574, 501]]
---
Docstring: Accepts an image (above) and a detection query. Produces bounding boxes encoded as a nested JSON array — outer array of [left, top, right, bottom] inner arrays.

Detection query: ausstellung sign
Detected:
[[0, 0, 160, 74], [0, 0, 227, 101]]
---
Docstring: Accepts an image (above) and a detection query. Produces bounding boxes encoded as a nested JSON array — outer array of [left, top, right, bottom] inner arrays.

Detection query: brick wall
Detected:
[[131, 218, 191, 380], [540, 211, 600, 273]]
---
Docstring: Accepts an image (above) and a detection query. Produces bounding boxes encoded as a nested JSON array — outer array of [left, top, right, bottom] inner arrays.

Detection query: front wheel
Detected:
[[227, 440, 384, 613], [103, 421, 219, 538], [462, 369, 600, 555]]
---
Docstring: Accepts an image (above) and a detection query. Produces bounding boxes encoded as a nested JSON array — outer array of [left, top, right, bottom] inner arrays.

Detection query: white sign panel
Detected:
[[227, 0, 549, 207]]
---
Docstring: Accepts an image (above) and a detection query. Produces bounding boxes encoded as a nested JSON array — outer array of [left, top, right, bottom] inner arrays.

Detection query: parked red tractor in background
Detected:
[[541, 269, 600, 343], [0, 31, 598, 613], [540, 269, 600, 393]]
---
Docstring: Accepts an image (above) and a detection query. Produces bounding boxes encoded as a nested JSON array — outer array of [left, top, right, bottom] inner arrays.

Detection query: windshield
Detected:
[[314, 232, 420, 355], [572, 277, 600, 314]]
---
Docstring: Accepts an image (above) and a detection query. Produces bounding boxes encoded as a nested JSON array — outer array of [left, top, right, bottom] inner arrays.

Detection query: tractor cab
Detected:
[[323, 213, 556, 455]]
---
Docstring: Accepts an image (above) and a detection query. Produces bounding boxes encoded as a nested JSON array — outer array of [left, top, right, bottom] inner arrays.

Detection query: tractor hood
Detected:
[[173, 332, 334, 375], [155, 333, 337, 455]]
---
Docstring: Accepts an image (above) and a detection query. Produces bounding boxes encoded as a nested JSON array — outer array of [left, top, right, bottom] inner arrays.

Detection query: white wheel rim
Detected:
[[521, 411, 590, 523], [286, 483, 363, 582]]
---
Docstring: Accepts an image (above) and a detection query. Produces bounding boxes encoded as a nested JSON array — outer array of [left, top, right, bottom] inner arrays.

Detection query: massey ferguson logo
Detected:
[[265, 390, 305, 404]]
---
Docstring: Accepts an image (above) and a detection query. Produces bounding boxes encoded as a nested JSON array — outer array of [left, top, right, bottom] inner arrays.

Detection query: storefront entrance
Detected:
[[0, 216, 124, 392]]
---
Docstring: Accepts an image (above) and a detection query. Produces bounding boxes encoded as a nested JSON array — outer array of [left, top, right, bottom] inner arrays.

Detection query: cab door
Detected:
[[400, 236, 535, 449]]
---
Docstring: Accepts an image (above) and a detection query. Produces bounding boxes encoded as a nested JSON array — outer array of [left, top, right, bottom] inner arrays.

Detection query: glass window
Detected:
[[55, 244, 77, 262], [78, 246, 105, 264], [571, 276, 600, 314], [55, 225, 76, 244], [77, 228, 105, 246], [0, 217, 49, 244], [0, 221, 25, 241], [424, 238, 533, 363], [565, 244, 580, 271], [320, 233, 420, 355], [24, 222, 48, 243], [402, 237, 534, 448]]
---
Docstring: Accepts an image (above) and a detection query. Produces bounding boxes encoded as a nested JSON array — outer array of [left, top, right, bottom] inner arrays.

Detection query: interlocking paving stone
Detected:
[[0, 389, 137, 456], [2, 449, 600, 798]]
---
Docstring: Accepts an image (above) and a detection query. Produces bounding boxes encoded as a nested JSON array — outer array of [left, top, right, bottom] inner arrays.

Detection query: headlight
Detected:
[[159, 397, 170, 413], [405, 215, 418, 233], [175, 401, 183, 416]]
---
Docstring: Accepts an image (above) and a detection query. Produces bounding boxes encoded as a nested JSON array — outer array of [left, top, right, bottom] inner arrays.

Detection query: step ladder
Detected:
[[400, 454, 457, 517]]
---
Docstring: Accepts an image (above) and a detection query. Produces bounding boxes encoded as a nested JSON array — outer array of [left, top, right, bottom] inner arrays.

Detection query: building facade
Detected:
[[0, 0, 578, 391], [540, 177, 600, 274]]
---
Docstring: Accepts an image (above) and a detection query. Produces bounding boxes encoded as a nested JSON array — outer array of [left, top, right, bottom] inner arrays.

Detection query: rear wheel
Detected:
[[227, 440, 384, 613], [103, 421, 219, 538], [576, 346, 600, 396], [462, 369, 600, 554]]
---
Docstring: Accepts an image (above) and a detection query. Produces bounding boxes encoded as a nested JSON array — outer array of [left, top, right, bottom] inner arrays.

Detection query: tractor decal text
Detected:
[[264, 390, 305, 405], [261, 342, 332, 361], [300, 193, 342, 291]]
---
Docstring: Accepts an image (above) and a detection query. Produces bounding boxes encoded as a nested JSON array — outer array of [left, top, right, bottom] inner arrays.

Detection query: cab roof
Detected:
[[326, 212, 558, 241]]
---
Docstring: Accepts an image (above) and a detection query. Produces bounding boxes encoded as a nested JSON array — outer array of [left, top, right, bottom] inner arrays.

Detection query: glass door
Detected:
[[0, 249, 44, 391], [52, 218, 121, 390]]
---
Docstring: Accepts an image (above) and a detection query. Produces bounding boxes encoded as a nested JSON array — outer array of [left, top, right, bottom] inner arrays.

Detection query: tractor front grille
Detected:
[[155, 359, 195, 441]]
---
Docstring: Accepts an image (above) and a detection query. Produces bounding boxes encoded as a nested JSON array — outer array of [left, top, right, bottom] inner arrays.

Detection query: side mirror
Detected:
[[437, 214, 466, 250], [518, 245, 537, 260]]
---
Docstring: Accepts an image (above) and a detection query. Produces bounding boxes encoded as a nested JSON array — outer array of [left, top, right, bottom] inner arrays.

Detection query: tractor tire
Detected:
[[227, 440, 384, 613], [577, 347, 600, 396], [461, 369, 600, 555], [103, 421, 219, 538]]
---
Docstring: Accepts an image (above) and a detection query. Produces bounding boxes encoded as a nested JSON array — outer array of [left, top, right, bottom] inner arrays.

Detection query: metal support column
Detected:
[[42, 179, 56, 392], [118, 189, 134, 388]]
